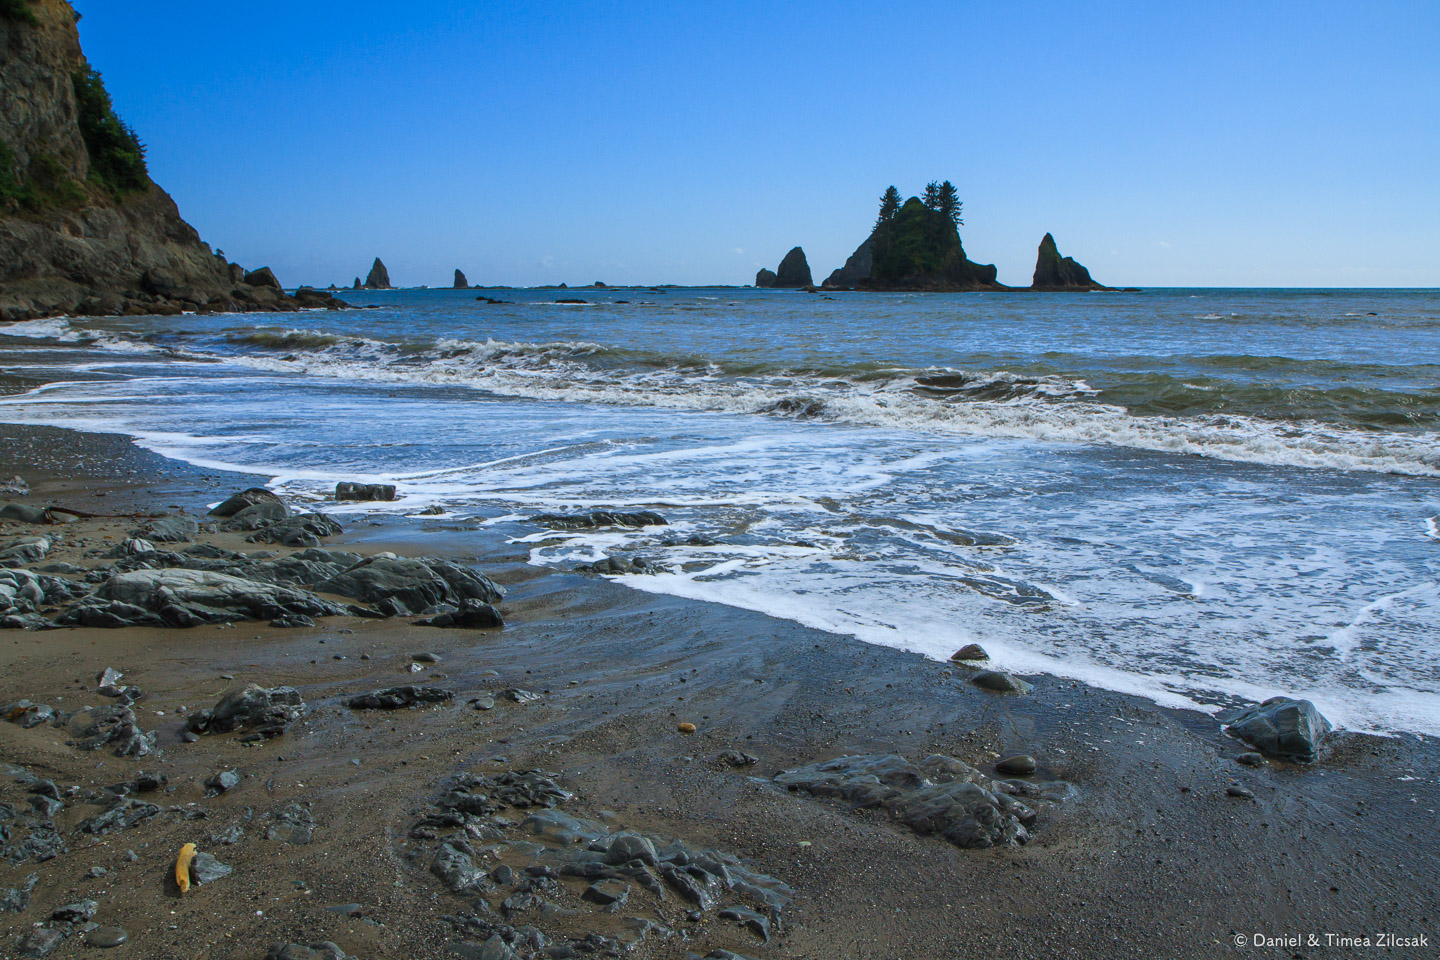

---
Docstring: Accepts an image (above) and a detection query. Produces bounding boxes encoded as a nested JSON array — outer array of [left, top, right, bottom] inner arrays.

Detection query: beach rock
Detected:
[[266, 802, 316, 844], [431, 840, 490, 894], [78, 797, 160, 835], [346, 685, 453, 710], [245, 513, 343, 547], [319, 555, 502, 615], [772, 246, 813, 288], [1226, 785, 1256, 800], [50, 899, 97, 923], [188, 684, 307, 738], [1030, 233, 1109, 291], [244, 267, 283, 290], [14, 924, 67, 958], [218, 501, 291, 531], [0, 477, 28, 497], [130, 515, 198, 543], [69, 704, 156, 757], [335, 481, 397, 502], [1226, 696, 1332, 763], [995, 755, 1037, 775], [0, 873, 37, 913], [582, 556, 656, 575], [604, 832, 659, 867], [824, 196, 1003, 292], [84, 927, 128, 949], [364, 257, 392, 290], [950, 643, 988, 661], [529, 511, 667, 529], [0, 503, 49, 524], [189, 851, 232, 884], [754, 268, 777, 288], [58, 569, 349, 628], [208, 488, 285, 517], [719, 904, 771, 942], [2, 699, 55, 728], [971, 670, 1032, 695], [1236, 752, 1267, 767], [776, 753, 1046, 849], [454, 269, 468, 288], [205, 769, 241, 796], [717, 749, 759, 767], [0, 537, 48, 565], [416, 598, 504, 629], [583, 879, 629, 907]]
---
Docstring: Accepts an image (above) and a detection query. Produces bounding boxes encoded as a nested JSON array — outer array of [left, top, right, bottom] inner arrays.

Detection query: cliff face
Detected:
[[1031, 233, 1108, 290], [0, 0, 341, 319], [823, 199, 1005, 292]]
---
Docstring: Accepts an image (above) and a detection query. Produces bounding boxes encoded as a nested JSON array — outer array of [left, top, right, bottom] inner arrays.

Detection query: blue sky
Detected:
[[74, 1, 1439, 288]]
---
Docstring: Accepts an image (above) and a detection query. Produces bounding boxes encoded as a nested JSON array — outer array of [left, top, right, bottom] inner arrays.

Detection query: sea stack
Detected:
[[754, 268, 777, 288], [822, 197, 1003, 291], [772, 247, 813, 288], [1030, 233, 1109, 291], [364, 258, 392, 290], [453, 269, 468, 289]]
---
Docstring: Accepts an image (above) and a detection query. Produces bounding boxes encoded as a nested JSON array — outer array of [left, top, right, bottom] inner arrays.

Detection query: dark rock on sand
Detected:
[[49, 899, 96, 923], [78, 797, 160, 835], [776, 753, 1061, 849], [364, 258, 392, 290], [188, 684, 307, 738], [1236, 752, 1267, 767], [205, 769, 241, 796], [431, 840, 491, 895], [208, 487, 285, 517], [719, 904, 771, 942], [335, 481, 397, 502], [529, 511, 667, 530], [1226, 696, 1332, 763], [318, 555, 502, 616], [971, 670, 1032, 694], [0, 873, 37, 913], [188, 851, 232, 884], [583, 879, 629, 907], [717, 749, 759, 767], [995, 755, 1037, 775], [0, 536, 49, 564], [950, 643, 989, 661], [69, 704, 156, 757], [84, 927, 128, 948], [1226, 785, 1256, 800], [57, 569, 349, 628], [129, 515, 198, 543], [245, 513, 343, 548], [1031, 233, 1110, 291], [14, 923, 67, 958], [266, 802, 316, 844], [346, 685, 453, 710], [416, 598, 504, 629], [263, 942, 353, 960], [270, 614, 316, 628]]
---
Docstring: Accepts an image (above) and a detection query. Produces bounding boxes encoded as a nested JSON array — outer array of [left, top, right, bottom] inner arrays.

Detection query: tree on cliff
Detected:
[[922, 181, 942, 210], [71, 67, 148, 196], [936, 181, 963, 227], [875, 186, 901, 229]]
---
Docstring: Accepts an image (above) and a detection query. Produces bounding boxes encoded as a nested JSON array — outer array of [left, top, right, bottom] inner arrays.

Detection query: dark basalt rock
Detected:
[[78, 797, 160, 835], [207, 487, 286, 518], [1030, 233, 1110, 291], [454, 269, 468, 289], [346, 685, 453, 710], [771, 247, 812, 288], [318, 555, 502, 615], [971, 669, 1032, 694], [335, 481, 397, 502], [266, 802, 316, 844], [243, 512, 343, 548], [188, 684, 307, 738], [243, 267, 282, 290], [753, 268, 777, 288], [57, 568, 349, 628], [776, 753, 1067, 849], [581, 556, 656, 575], [1225, 696, 1332, 763], [69, 704, 156, 757], [415, 598, 504, 629], [364, 257, 392, 290], [529, 510, 667, 529], [129, 515, 198, 543]]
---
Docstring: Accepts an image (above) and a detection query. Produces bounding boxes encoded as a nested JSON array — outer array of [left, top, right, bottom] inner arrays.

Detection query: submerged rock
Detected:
[[1225, 697, 1332, 763], [529, 511, 667, 529], [335, 482, 397, 502]]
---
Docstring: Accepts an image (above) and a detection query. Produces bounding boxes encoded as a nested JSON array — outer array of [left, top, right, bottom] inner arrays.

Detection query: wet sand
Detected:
[[1, 426, 1436, 960]]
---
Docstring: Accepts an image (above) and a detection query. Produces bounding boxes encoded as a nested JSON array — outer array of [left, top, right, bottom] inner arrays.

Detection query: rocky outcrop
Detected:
[[822, 198, 1005, 292], [364, 257, 391, 289], [754, 268, 777, 288], [1030, 233, 1109, 291], [0, 0, 348, 321], [453, 268, 467, 289], [771, 247, 812, 288]]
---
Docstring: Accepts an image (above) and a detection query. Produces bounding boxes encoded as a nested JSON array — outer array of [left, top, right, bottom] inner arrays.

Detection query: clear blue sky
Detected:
[[73, 1, 1439, 288]]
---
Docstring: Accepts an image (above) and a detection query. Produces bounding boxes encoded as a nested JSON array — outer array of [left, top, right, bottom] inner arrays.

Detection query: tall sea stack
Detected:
[[0, 0, 344, 319], [760, 247, 812, 288], [364, 257, 391, 290], [822, 198, 1003, 291], [1030, 233, 1109, 291], [453, 269, 468, 289]]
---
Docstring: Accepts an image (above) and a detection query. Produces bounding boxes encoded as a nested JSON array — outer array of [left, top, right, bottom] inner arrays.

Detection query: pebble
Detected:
[[1226, 785, 1256, 800], [1236, 752, 1267, 767], [411, 652, 441, 663], [677, 722, 697, 735], [950, 643, 989, 661], [971, 670, 1032, 695], [996, 755, 1038, 775], [86, 926, 129, 949], [85, 866, 107, 879]]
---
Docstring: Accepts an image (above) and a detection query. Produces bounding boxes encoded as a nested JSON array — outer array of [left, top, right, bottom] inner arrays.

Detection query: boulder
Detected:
[[754, 268, 777, 288], [0, 536, 49, 565], [1031, 233, 1109, 290], [243, 267, 283, 290], [772, 246, 813, 288], [1225, 696, 1332, 763], [364, 257, 392, 289], [454, 269, 468, 289], [207, 488, 285, 518], [415, 598, 504, 629], [129, 515, 198, 543], [188, 684, 306, 738], [529, 510, 666, 529], [245, 513, 342, 547], [317, 555, 502, 616], [335, 481, 397, 502], [56, 568, 349, 627]]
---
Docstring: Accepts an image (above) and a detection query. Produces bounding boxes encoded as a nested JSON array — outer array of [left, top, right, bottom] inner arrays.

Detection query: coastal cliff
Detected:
[[823, 198, 1005, 291], [0, 0, 342, 320], [1031, 233, 1109, 290]]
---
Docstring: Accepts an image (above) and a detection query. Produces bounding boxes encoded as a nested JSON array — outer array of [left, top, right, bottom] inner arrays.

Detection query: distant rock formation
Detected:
[[453, 269, 468, 289], [352, 277, 361, 290], [364, 258, 391, 290], [1031, 233, 1109, 290], [773, 247, 813, 288], [754, 268, 777, 288], [823, 198, 1004, 292], [0, 0, 347, 319]]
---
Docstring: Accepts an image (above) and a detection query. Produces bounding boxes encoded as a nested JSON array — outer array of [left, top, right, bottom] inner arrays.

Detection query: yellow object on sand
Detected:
[[677, 722, 696, 734], [175, 842, 197, 893]]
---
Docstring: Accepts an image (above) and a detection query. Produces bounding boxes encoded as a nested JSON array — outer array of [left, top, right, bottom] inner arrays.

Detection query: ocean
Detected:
[[1, 286, 1436, 736]]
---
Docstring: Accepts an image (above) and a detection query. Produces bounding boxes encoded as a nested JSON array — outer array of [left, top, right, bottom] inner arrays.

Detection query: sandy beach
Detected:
[[0, 424, 1435, 960]]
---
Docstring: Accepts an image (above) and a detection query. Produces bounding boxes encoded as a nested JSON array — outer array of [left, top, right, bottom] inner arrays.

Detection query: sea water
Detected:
[[0, 287, 1436, 736]]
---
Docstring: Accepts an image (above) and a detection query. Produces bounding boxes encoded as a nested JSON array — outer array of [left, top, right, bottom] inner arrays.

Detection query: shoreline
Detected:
[[0, 423, 1436, 959]]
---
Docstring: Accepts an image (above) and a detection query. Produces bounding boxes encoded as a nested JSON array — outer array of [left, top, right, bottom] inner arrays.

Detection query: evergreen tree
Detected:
[[875, 185, 901, 230], [936, 180, 963, 227], [922, 181, 942, 210]]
